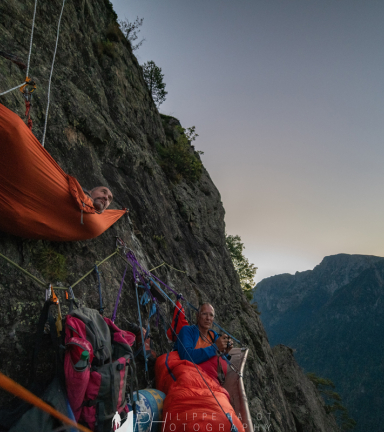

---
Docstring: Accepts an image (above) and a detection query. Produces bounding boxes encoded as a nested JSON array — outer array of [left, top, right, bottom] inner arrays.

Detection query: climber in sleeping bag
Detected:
[[176, 303, 233, 385], [155, 303, 245, 431]]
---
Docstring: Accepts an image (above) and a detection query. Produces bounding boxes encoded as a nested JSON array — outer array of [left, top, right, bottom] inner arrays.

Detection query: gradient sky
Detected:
[[111, 0, 384, 285]]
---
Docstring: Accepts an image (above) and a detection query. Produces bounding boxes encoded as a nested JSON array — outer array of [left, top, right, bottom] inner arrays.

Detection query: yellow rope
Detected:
[[70, 249, 119, 289], [0, 249, 119, 291], [149, 261, 187, 273], [0, 248, 185, 296], [0, 252, 47, 288]]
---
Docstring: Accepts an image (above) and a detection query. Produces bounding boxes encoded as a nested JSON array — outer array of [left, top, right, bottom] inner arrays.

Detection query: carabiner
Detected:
[[19, 77, 36, 97]]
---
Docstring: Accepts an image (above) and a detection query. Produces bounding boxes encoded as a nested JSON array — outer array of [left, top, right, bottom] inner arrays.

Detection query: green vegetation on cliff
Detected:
[[307, 372, 356, 431], [225, 234, 257, 302]]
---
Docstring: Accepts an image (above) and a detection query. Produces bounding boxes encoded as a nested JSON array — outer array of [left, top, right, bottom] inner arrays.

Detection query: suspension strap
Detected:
[[226, 413, 239, 432], [41, 0, 66, 147], [165, 352, 176, 382], [94, 265, 103, 315]]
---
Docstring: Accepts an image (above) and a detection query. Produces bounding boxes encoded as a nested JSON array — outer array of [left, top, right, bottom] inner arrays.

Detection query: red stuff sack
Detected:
[[64, 308, 136, 432], [166, 301, 189, 342]]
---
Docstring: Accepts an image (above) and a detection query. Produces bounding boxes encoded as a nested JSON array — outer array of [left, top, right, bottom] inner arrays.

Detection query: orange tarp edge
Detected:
[[0, 103, 126, 241]]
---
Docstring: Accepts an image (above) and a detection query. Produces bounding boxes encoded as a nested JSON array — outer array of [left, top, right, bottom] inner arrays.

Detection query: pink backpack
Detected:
[[64, 307, 136, 432]]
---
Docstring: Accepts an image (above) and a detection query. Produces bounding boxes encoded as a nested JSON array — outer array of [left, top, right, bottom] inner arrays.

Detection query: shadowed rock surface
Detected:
[[0, 1, 338, 430], [273, 345, 338, 432]]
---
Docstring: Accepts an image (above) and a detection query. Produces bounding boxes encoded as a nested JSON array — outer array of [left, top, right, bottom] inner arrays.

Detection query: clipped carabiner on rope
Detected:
[[20, 77, 36, 130], [50, 285, 59, 305], [50, 286, 63, 336], [19, 77, 36, 98]]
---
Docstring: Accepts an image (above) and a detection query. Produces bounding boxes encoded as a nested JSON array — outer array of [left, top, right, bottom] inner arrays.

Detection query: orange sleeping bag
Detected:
[[0, 103, 126, 241], [155, 352, 245, 432]]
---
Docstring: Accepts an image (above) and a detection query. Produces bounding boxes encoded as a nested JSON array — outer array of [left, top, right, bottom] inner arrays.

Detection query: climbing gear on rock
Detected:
[[20, 77, 36, 130]]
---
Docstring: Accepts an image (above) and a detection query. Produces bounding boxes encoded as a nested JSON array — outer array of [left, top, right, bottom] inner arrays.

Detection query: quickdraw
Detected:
[[19, 77, 36, 130]]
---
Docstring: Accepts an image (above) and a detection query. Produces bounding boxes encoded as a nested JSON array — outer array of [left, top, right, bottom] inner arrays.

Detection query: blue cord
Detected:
[[135, 282, 148, 376]]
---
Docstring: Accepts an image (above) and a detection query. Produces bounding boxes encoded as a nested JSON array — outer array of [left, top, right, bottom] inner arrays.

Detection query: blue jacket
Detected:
[[176, 325, 219, 364]]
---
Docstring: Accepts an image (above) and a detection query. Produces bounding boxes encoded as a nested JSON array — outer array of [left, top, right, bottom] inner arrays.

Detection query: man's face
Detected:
[[197, 304, 215, 332], [90, 187, 113, 213]]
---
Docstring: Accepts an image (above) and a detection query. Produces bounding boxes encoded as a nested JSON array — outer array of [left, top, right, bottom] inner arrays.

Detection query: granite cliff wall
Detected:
[[0, 1, 338, 430]]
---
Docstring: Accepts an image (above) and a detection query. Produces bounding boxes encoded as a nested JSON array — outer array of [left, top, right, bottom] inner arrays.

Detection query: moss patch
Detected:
[[33, 247, 68, 282]]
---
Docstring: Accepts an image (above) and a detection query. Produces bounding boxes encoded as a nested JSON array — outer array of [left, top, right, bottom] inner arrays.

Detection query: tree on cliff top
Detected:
[[142, 60, 168, 107], [225, 234, 257, 301], [307, 372, 357, 431], [119, 16, 145, 51]]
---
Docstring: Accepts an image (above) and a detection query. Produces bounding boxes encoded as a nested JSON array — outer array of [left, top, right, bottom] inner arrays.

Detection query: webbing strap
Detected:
[[165, 352, 176, 382], [134, 269, 148, 377], [172, 309, 182, 342], [140, 289, 150, 306], [226, 413, 239, 432]]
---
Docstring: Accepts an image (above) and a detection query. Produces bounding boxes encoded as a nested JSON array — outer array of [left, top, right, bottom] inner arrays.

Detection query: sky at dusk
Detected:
[[111, 0, 384, 285]]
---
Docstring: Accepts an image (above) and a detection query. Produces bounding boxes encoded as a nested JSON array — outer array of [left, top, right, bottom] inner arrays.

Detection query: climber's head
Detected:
[[196, 303, 215, 332], [90, 186, 113, 212]]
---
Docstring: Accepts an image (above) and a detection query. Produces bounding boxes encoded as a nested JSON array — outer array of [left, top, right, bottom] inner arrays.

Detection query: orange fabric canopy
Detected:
[[0, 103, 126, 241]]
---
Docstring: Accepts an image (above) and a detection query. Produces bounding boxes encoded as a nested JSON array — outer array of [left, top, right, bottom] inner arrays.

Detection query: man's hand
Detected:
[[216, 334, 233, 353]]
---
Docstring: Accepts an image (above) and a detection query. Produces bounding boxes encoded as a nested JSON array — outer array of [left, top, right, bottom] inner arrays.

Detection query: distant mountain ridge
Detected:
[[253, 254, 384, 432]]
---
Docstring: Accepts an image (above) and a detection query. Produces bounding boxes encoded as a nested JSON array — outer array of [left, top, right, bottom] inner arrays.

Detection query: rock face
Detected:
[[254, 253, 384, 432], [0, 1, 338, 431], [272, 345, 338, 432]]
